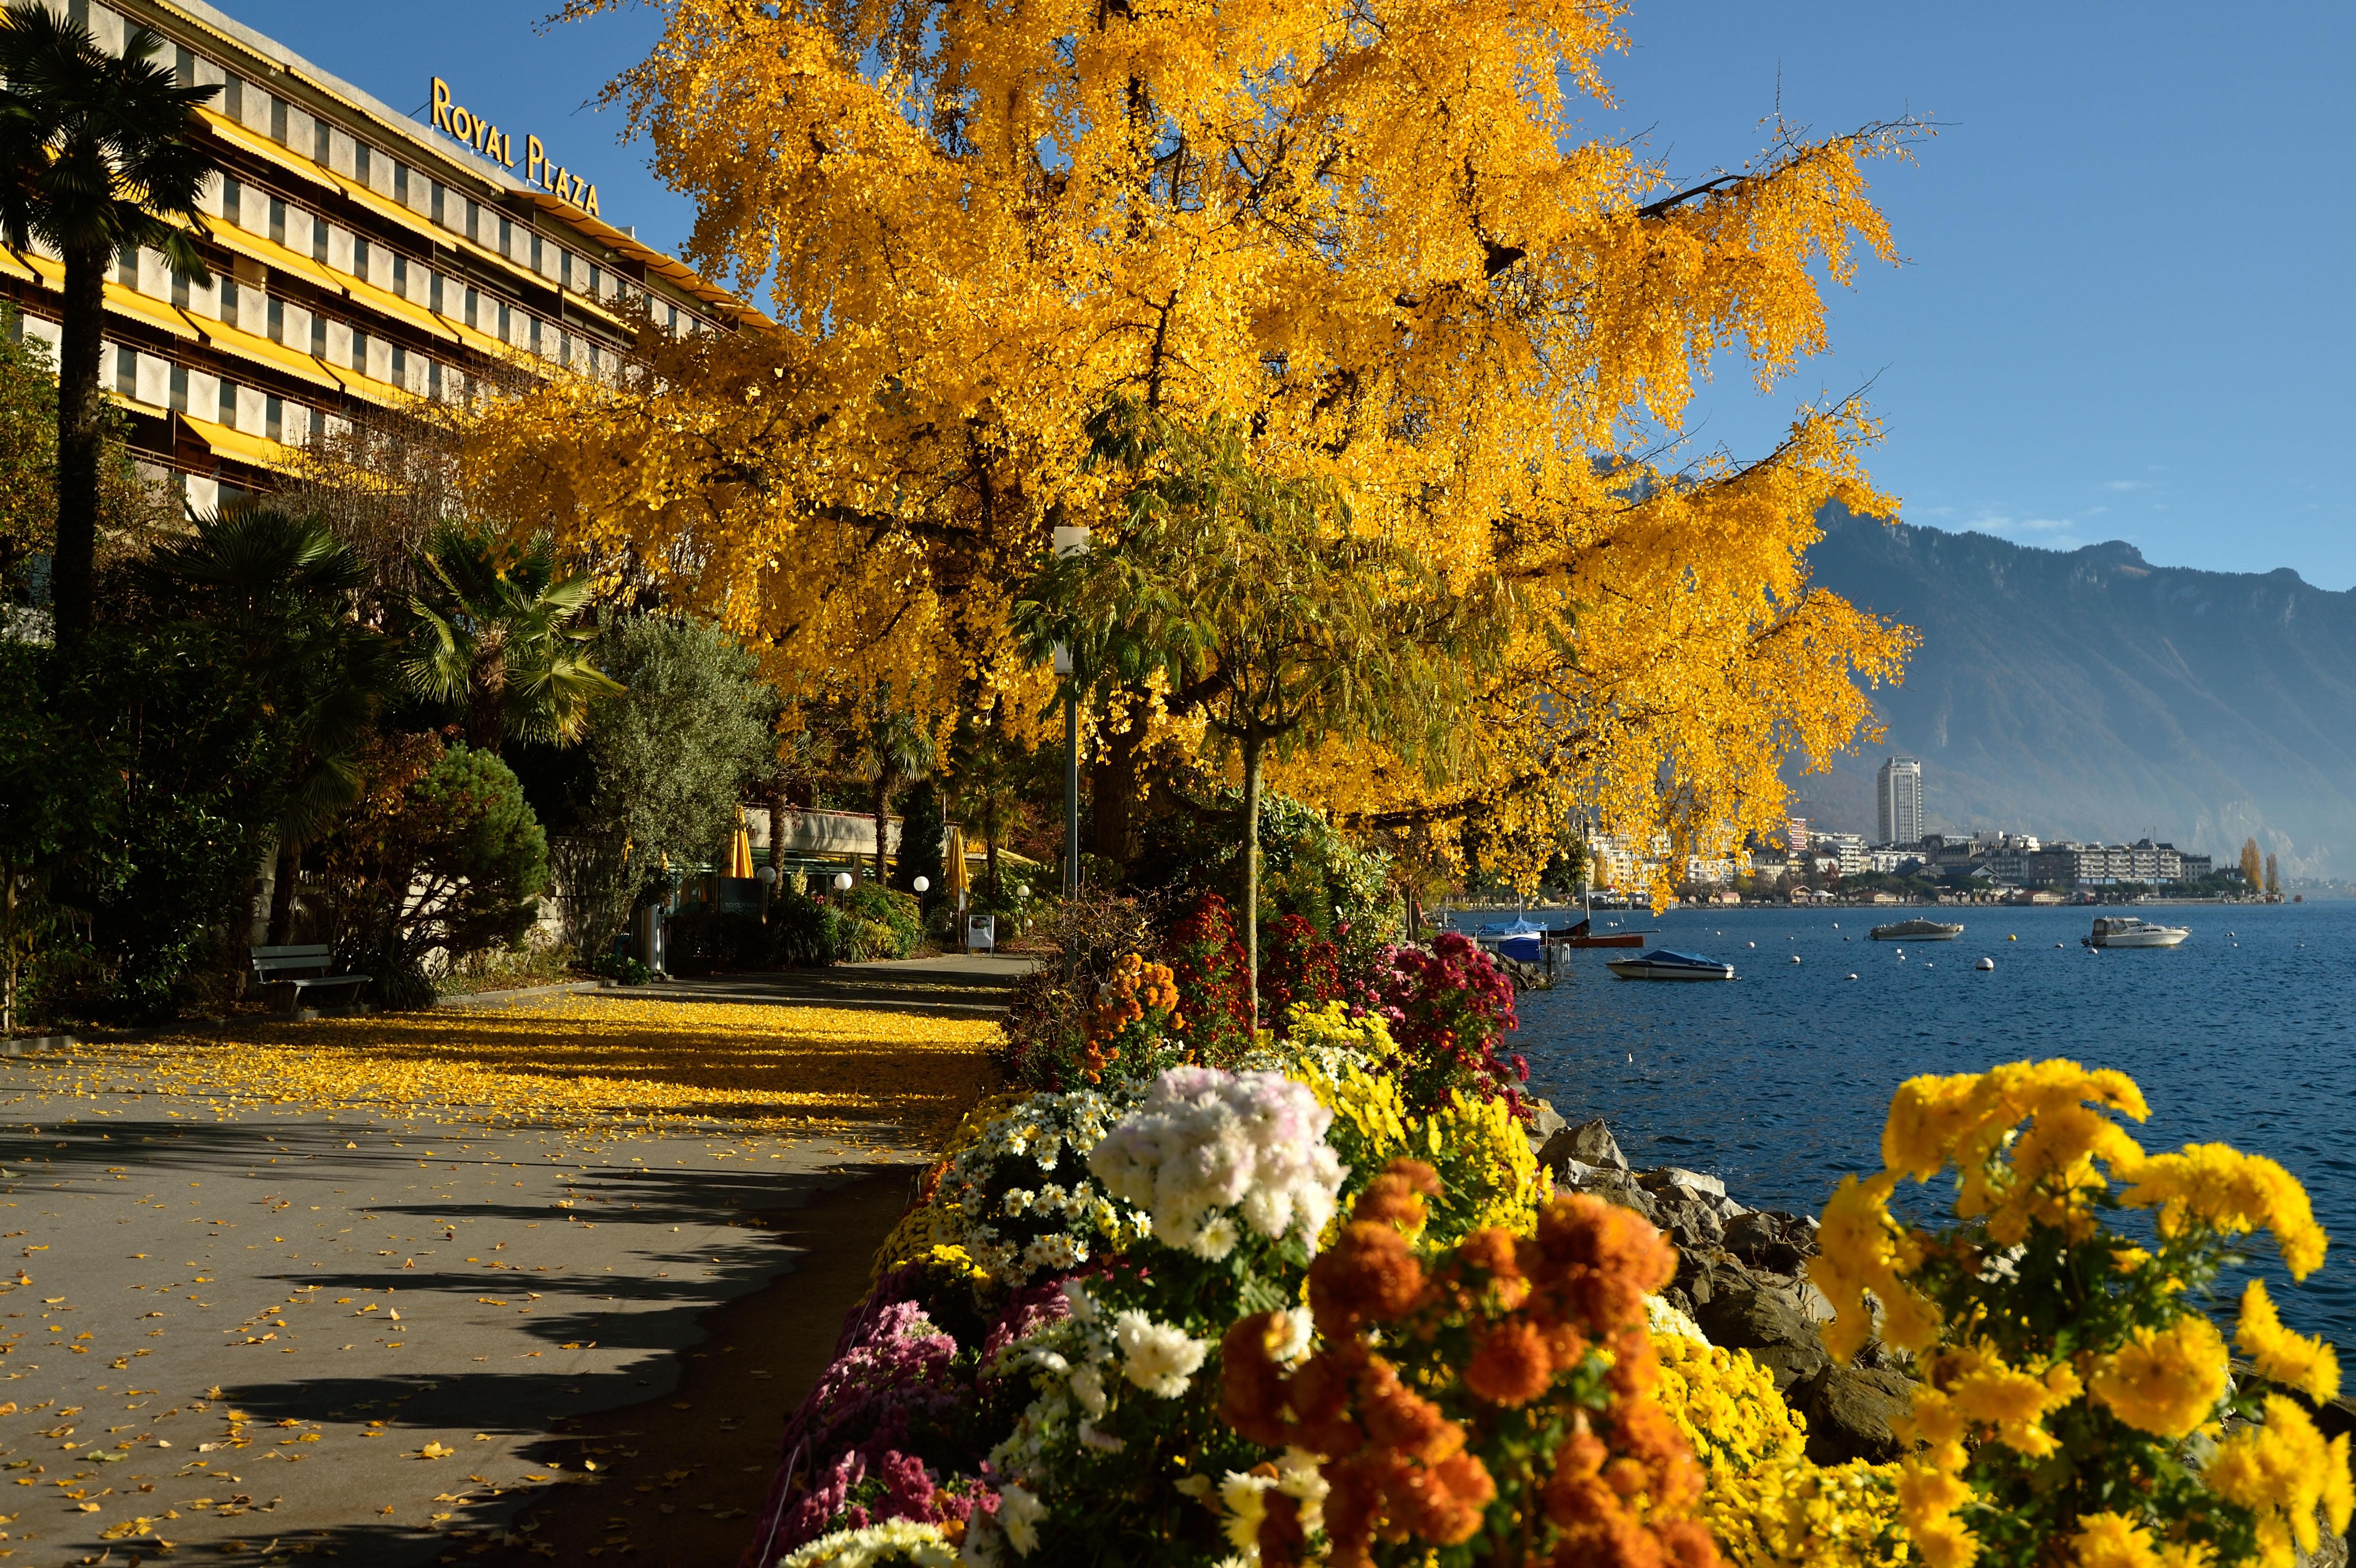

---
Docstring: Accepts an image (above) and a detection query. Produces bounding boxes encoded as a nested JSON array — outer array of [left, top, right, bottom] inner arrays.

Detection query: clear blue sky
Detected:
[[235, 1, 2356, 588]]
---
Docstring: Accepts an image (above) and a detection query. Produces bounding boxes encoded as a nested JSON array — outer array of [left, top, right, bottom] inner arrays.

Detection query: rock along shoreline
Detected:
[[1524, 1104, 1915, 1468]]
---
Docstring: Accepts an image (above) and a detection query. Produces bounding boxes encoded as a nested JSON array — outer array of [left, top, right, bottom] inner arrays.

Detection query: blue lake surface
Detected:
[[1485, 902, 2354, 1337]]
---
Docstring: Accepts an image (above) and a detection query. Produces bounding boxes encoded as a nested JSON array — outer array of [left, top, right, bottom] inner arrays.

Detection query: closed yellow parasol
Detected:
[[944, 826, 971, 899], [728, 805, 755, 880]]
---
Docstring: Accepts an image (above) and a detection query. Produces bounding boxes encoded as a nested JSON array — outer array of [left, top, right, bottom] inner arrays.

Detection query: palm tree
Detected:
[[0, 5, 218, 650], [140, 504, 390, 963], [402, 523, 620, 755], [858, 698, 936, 884]]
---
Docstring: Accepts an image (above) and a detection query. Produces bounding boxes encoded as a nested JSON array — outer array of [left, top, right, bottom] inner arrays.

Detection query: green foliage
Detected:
[[893, 778, 946, 901], [1135, 786, 1402, 960], [766, 882, 848, 968], [832, 882, 922, 961], [569, 615, 780, 956], [0, 643, 116, 1031], [317, 740, 548, 1010], [401, 523, 621, 753], [0, 308, 55, 601]]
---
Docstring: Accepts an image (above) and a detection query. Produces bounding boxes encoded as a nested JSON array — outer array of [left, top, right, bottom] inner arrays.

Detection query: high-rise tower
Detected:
[[1877, 756, 1923, 845]]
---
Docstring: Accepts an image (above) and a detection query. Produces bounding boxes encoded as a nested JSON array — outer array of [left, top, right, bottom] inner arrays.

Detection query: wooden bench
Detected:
[[250, 945, 371, 1013]]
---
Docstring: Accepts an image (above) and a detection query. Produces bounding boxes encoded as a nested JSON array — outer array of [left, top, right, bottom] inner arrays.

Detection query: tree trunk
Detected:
[[52, 242, 109, 652], [3, 861, 19, 1037], [267, 841, 302, 946], [469, 657, 504, 753], [872, 776, 891, 883], [1242, 731, 1262, 1034], [766, 790, 785, 870], [1091, 701, 1142, 870]]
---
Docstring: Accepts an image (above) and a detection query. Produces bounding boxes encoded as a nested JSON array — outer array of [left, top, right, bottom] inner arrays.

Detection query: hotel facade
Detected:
[[0, 0, 760, 514]]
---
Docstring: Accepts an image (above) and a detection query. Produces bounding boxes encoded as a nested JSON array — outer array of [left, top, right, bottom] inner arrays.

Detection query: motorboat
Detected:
[[1606, 949, 1736, 982], [1553, 916, 1652, 949], [1869, 918, 1964, 942], [2082, 916, 2189, 949], [1476, 917, 1548, 965]]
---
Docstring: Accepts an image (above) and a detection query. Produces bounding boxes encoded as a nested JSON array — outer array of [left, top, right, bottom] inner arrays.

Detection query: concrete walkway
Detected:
[[0, 1055, 931, 1565], [601, 954, 1041, 1020]]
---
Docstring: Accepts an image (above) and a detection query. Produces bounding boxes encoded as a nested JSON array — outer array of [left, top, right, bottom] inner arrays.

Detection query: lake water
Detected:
[[1490, 902, 2354, 1338]]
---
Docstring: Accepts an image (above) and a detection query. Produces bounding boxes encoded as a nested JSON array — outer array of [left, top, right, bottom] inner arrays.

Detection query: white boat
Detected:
[[1869, 918, 1963, 942], [2082, 916, 2190, 949], [1606, 949, 1736, 982]]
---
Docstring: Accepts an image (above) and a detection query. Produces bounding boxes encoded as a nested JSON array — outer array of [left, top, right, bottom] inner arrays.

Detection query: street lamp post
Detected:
[[1051, 523, 1091, 897]]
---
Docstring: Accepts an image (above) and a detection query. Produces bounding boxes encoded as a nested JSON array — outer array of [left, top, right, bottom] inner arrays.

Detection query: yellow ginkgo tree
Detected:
[[472, 0, 1922, 889]]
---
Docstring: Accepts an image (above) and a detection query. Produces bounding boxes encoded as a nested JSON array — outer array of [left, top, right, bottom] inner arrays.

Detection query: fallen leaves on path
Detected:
[[40, 996, 1003, 1145]]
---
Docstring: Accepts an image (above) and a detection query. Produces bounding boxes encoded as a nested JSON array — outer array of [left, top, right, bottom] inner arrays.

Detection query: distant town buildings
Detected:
[[1876, 756, 1923, 846]]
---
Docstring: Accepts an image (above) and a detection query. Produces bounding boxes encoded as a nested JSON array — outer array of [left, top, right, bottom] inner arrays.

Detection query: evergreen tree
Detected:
[[892, 779, 946, 903]]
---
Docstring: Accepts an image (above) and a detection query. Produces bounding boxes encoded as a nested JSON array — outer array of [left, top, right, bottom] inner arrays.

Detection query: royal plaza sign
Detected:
[[427, 77, 602, 218]]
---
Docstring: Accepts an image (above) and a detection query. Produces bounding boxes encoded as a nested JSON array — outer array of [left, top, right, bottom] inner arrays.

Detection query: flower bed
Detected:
[[746, 928, 2345, 1568]]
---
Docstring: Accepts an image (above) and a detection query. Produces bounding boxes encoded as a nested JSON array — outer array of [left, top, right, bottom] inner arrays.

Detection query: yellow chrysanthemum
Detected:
[[1814, 1171, 1941, 1361], [2233, 1278, 2340, 1403], [2119, 1143, 2328, 1280], [2207, 1396, 2350, 1566], [1936, 1343, 2077, 1457], [2070, 1512, 2161, 1568], [2087, 1313, 2229, 1439]]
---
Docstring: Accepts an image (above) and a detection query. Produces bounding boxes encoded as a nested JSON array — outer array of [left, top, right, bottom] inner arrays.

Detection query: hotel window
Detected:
[[169, 364, 188, 413], [530, 317, 543, 355], [310, 313, 326, 358], [499, 216, 514, 258], [588, 262, 602, 299], [392, 255, 408, 298], [530, 234, 544, 273], [219, 173, 241, 226], [353, 235, 369, 281], [266, 296, 283, 343], [313, 119, 330, 167], [427, 359, 442, 399], [219, 277, 238, 326], [313, 219, 328, 265], [269, 196, 286, 247], [394, 163, 409, 206], [115, 247, 135, 286], [173, 45, 194, 86], [265, 395, 283, 442], [431, 182, 446, 228], [350, 326, 367, 371], [114, 345, 134, 396], [429, 273, 443, 315], [465, 287, 479, 330], [218, 377, 236, 424], [497, 301, 512, 342], [170, 270, 189, 310], [392, 345, 409, 388], [270, 94, 287, 144], [353, 143, 371, 187], [222, 76, 241, 122]]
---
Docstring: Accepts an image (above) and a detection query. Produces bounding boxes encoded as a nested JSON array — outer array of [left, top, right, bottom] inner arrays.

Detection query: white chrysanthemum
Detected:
[[1189, 1212, 1240, 1261], [998, 1483, 1047, 1556], [779, 1518, 959, 1568], [1270, 1305, 1314, 1365], [1086, 1068, 1345, 1257], [1068, 1362, 1108, 1417], [1022, 1234, 1085, 1273], [1113, 1309, 1208, 1398]]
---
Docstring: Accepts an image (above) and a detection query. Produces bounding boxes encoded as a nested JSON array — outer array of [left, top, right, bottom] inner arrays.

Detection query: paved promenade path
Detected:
[[0, 977, 1018, 1567]]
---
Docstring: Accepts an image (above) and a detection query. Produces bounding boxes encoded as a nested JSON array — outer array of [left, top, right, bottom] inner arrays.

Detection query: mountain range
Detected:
[[1787, 509, 2356, 879]]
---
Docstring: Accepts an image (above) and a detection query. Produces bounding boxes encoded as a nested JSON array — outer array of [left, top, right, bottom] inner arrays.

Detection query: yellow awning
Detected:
[[179, 411, 296, 471], [186, 313, 346, 396]]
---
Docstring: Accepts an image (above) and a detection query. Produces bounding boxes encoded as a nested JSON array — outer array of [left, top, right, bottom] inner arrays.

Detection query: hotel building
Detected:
[[0, 0, 762, 514]]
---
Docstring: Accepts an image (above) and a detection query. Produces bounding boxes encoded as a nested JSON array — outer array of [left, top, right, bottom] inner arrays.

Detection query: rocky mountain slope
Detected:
[[1790, 509, 2356, 877]]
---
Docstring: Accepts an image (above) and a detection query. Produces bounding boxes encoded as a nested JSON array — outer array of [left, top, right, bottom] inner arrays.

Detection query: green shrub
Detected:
[[832, 883, 922, 960], [315, 740, 548, 1010], [767, 885, 846, 968]]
